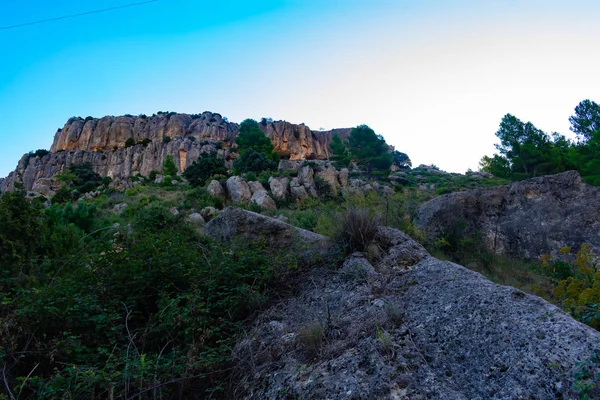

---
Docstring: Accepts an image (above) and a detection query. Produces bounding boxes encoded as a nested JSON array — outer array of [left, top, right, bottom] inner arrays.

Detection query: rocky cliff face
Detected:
[[50, 112, 237, 152], [416, 170, 600, 259], [206, 209, 600, 399], [2, 111, 353, 194], [1, 138, 231, 193], [49, 111, 350, 160]]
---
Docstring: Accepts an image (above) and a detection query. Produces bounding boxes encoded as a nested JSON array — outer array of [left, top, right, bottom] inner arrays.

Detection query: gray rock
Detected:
[[268, 176, 289, 199], [417, 171, 600, 258], [251, 190, 277, 211], [169, 207, 179, 216], [339, 252, 377, 282], [186, 212, 205, 225], [298, 165, 315, 187], [206, 180, 225, 199], [247, 181, 266, 195], [226, 176, 252, 204], [276, 214, 290, 223], [315, 166, 339, 195], [232, 229, 600, 400], [290, 178, 309, 201], [112, 203, 128, 213], [205, 207, 328, 252], [154, 175, 165, 184]]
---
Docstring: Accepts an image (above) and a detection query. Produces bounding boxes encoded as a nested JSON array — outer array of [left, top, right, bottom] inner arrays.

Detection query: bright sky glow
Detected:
[[1, 0, 600, 176]]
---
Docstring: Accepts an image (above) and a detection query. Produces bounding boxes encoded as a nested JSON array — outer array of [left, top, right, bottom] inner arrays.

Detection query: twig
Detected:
[[1, 364, 16, 400]]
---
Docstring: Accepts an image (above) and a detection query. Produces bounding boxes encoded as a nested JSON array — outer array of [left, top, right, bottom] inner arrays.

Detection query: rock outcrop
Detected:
[[3, 112, 354, 194], [50, 112, 351, 161], [204, 207, 328, 252], [1, 138, 231, 193], [416, 171, 600, 259], [227, 221, 600, 400]]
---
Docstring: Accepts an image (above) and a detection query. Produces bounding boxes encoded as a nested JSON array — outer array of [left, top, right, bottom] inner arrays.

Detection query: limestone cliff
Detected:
[[49, 111, 350, 161], [1, 138, 231, 193], [2, 111, 353, 194]]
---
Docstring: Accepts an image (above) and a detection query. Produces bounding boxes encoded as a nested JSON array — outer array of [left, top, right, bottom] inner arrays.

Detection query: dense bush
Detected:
[[542, 244, 600, 329], [125, 137, 135, 147], [0, 191, 298, 399], [52, 163, 102, 203], [163, 155, 178, 177], [232, 148, 277, 174], [183, 152, 228, 187]]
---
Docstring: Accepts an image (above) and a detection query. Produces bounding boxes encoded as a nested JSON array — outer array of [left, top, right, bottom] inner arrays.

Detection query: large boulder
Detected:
[[247, 181, 266, 195], [206, 180, 225, 199], [204, 207, 328, 252], [232, 227, 600, 400], [226, 176, 252, 204], [251, 190, 277, 211], [416, 171, 600, 258], [268, 176, 289, 199], [290, 178, 309, 201]]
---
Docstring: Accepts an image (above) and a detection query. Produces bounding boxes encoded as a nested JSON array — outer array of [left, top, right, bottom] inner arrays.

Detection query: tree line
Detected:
[[480, 99, 600, 185]]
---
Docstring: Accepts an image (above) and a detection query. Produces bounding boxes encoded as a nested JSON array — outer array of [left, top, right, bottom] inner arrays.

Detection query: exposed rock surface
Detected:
[[226, 176, 252, 204], [251, 190, 277, 211], [50, 112, 350, 161], [204, 207, 328, 252], [206, 180, 225, 199], [1, 138, 231, 192], [229, 222, 600, 400], [268, 176, 290, 199], [4, 113, 353, 193], [416, 171, 600, 258]]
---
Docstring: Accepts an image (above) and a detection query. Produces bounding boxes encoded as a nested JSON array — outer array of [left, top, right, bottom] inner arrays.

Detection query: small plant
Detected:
[[333, 208, 380, 254], [298, 323, 323, 355], [163, 155, 178, 177], [162, 136, 171, 143], [125, 137, 135, 148]]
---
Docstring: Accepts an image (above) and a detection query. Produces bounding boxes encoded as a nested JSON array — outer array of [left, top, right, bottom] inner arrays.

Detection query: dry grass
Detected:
[[334, 208, 381, 254]]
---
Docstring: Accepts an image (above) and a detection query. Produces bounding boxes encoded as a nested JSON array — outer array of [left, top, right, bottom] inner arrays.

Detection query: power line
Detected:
[[0, 0, 159, 31]]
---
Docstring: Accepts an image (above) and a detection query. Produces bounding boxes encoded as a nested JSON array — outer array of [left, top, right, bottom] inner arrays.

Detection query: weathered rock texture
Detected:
[[50, 112, 351, 161], [204, 207, 328, 252], [416, 171, 600, 259], [3, 112, 353, 193], [230, 223, 600, 400], [1, 138, 230, 192]]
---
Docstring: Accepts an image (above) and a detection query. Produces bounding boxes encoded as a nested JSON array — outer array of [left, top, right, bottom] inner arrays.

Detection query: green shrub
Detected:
[[51, 185, 73, 204], [162, 136, 171, 143], [125, 137, 135, 147], [163, 155, 178, 177], [233, 149, 277, 174], [314, 176, 334, 201], [182, 151, 228, 187]]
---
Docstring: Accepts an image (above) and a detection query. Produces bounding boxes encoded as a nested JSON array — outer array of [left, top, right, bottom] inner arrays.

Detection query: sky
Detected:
[[1, 0, 600, 177]]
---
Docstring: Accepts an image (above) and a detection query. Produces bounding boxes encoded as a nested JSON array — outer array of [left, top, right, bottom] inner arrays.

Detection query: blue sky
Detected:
[[2, 0, 600, 176]]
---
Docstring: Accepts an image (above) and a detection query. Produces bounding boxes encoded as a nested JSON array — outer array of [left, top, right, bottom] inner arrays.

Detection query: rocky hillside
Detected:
[[207, 208, 600, 399], [416, 170, 600, 259], [50, 111, 351, 160], [2, 111, 352, 194]]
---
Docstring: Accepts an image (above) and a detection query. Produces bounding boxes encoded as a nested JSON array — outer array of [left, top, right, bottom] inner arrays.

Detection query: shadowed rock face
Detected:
[[226, 223, 600, 400], [416, 170, 600, 259], [49, 112, 351, 161]]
